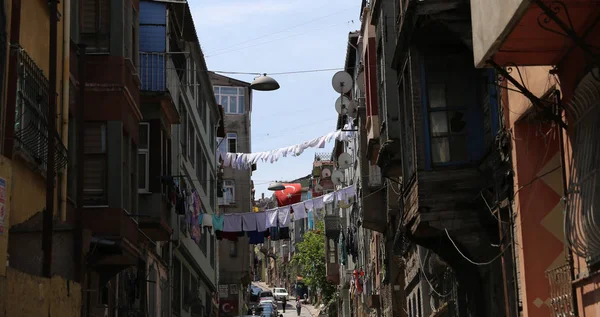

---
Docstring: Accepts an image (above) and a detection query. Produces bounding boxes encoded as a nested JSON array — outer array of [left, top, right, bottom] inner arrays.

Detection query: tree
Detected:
[[291, 221, 336, 302]]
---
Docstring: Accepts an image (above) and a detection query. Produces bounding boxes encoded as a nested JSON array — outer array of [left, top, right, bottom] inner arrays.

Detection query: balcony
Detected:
[[138, 193, 173, 242], [471, 0, 600, 67], [82, 208, 140, 245], [545, 263, 575, 317], [139, 52, 166, 92]]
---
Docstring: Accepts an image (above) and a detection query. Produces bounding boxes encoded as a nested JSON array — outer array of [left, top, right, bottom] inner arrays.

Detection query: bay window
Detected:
[[214, 86, 245, 114]]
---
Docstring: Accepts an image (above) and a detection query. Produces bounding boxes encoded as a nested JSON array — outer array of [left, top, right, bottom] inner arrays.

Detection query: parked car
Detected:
[[273, 288, 288, 301], [259, 290, 274, 302], [249, 287, 262, 303]]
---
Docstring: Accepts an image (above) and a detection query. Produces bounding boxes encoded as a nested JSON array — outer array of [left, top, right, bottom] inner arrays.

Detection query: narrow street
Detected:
[[252, 282, 319, 317]]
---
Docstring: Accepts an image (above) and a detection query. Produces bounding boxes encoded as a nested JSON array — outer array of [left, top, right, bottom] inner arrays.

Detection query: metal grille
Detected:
[[564, 70, 600, 265], [545, 263, 575, 317], [13, 45, 67, 172], [314, 153, 332, 161]]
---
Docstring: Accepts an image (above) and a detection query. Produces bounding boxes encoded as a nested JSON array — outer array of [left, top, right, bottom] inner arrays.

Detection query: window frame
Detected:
[[80, 0, 111, 53], [214, 86, 245, 114], [138, 122, 150, 192], [227, 133, 237, 153], [220, 180, 235, 205]]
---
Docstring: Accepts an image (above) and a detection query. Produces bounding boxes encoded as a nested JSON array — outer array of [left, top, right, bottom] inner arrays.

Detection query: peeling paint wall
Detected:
[[0, 267, 81, 317]]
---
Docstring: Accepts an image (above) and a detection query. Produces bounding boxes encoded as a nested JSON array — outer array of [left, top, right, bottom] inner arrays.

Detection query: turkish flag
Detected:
[[274, 183, 302, 207]]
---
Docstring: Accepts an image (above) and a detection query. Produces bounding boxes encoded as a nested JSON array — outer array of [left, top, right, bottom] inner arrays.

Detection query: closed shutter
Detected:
[[84, 123, 107, 204]]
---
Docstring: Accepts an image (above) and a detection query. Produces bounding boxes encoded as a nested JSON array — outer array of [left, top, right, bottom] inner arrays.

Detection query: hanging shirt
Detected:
[[255, 212, 268, 232], [248, 231, 265, 244], [213, 214, 224, 231], [278, 207, 291, 228], [223, 214, 242, 232], [265, 210, 278, 228], [291, 203, 308, 220], [241, 213, 258, 232]]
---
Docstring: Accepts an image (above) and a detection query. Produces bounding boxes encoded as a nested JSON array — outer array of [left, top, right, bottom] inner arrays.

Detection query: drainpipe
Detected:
[[59, 0, 71, 222]]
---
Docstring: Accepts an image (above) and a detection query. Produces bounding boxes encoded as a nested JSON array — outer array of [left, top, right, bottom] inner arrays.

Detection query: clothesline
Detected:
[[218, 123, 356, 170]]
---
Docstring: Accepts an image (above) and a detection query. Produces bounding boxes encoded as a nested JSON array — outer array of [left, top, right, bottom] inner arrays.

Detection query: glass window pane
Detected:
[[431, 137, 450, 163], [448, 111, 467, 133], [138, 153, 146, 189], [238, 96, 245, 113], [139, 124, 148, 150], [221, 87, 238, 95], [430, 112, 448, 136], [229, 96, 238, 114], [450, 135, 468, 162], [428, 83, 446, 108], [221, 95, 229, 111]]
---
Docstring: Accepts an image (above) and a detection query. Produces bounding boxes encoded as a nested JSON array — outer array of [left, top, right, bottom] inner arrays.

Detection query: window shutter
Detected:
[[84, 124, 107, 204]]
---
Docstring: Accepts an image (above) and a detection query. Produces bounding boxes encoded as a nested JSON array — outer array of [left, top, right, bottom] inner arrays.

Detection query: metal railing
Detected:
[[545, 263, 575, 317], [139, 52, 167, 91]]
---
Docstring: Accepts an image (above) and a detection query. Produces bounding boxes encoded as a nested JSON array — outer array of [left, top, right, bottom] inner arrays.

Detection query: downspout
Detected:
[[60, 0, 71, 222]]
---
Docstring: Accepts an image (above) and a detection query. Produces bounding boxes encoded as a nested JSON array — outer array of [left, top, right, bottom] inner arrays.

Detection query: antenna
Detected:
[[337, 153, 352, 169], [331, 71, 353, 94], [331, 170, 345, 186]]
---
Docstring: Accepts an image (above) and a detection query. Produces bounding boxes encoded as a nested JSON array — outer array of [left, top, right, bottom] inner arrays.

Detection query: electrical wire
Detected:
[[444, 228, 512, 266], [204, 6, 357, 56]]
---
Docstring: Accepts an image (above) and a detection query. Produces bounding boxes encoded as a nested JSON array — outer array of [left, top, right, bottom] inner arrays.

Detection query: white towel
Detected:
[[278, 207, 291, 227], [242, 213, 258, 231], [223, 214, 242, 232], [292, 203, 308, 219], [265, 209, 278, 227], [255, 212, 268, 232]]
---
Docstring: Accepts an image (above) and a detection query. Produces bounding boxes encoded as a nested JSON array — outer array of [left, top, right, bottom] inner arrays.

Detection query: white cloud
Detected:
[[191, 0, 301, 26]]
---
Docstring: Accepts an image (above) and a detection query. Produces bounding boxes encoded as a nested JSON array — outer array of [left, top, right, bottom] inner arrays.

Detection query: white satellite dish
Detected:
[[331, 170, 345, 186], [332, 71, 353, 94], [314, 184, 324, 193], [346, 100, 358, 118], [337, 153, 352, 169], [335, 96, 356, 116], [321, 168, 332, 178]]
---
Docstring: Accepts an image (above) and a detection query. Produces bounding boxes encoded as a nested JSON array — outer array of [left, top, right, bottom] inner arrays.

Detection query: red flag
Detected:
[[274, 183, 302, 207]]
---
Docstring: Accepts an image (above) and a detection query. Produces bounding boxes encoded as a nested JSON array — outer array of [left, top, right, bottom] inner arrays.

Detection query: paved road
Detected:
[[252, 282, 319, 317]]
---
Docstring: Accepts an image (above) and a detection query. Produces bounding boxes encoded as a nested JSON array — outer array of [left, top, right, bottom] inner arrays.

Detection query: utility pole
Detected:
[[43, 0, 59, 278]]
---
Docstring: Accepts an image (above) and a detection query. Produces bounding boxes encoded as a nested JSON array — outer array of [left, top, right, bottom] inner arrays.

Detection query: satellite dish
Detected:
[[356, 69, 365, 94], [335, 96, 356, 116], [332, 71, 353, 94], [337, 153, 352, 169], [321, 168, 331, 178], [314, 184, 324, 193], [331, 170, 345, 186], [346, 100, 358, 118]]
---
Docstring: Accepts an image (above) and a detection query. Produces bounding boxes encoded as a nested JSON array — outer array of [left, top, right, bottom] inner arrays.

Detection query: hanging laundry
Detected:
[[221, 231, 238, 242], [213, 214, 224, 231], [339, 231, 347, 266], [304, 199, 313, 210], [255, 212, 268, 232], [279, 227, 290, 240], [223, 214, 242, 232], [269, 226, 280, 241], [247, 231, 265, 244], [291, 203, 307, 219], [312, 196, 325, 210], [203, 214, 213, 228], [277, 207, 291, 227], [265, 210, 278, 228], [241, 213, 257, 232]]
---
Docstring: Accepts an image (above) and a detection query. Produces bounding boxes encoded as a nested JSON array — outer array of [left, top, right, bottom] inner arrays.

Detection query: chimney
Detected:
[[262, 193, 264, 200]]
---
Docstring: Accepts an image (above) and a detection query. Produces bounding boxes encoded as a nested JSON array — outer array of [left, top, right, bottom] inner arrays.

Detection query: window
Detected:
[[188, 124, 194, 163], [84, 123, 107, 205], [195, 139, 205, 186], [209, 234, 215, 268], [173, 258, 181, 313], [227, 133, 237, 153], [220, 180, 234, 205], [214, 86, 245, 114], [229, 241, 237, 257], [180, 103, 188, 157], [424, 55, 469, 164], [81, 0, 110, 52], [399, 64, 415, 179], [216, 137, 226, 157], [138, 123, 149, 192], [199, 227, 207, 255]]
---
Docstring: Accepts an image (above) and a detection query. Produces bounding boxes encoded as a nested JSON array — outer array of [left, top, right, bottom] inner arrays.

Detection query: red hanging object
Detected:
[[274, 183, 302, 206]]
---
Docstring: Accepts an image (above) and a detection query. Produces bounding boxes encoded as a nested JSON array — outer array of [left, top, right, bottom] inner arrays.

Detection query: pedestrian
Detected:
[[282, 296, 287, 313], [296, 298, 302, 316]]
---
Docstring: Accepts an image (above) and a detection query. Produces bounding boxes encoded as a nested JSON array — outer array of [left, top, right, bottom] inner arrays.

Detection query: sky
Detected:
[[189, 0, 362, 199]]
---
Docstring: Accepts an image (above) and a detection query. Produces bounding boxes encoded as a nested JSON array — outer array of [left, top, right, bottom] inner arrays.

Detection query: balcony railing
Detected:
[[139, 52, 167, 91], [545, 263, 575, 317], [13, 45, 68, 172]]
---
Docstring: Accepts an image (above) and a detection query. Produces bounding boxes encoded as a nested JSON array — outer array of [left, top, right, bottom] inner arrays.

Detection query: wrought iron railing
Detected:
[[545, 263, 575, 317], [13, 45, 67, 172], [139, 52, 167, 91]]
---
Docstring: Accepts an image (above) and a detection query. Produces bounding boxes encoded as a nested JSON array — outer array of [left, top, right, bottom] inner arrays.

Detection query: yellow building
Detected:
[[0, 0, 81, 316]]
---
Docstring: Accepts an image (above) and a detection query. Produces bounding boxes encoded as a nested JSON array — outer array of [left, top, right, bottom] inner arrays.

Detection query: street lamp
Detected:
[[250, 74, 280, 91], [268, 181, 285, 191]]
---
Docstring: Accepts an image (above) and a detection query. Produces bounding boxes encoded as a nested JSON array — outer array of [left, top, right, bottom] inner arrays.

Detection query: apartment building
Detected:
[[210, 72, 254, 316]]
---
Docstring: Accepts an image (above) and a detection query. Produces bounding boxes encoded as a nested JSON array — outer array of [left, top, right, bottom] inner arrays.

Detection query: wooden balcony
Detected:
[[138, 193, 173, 242]]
